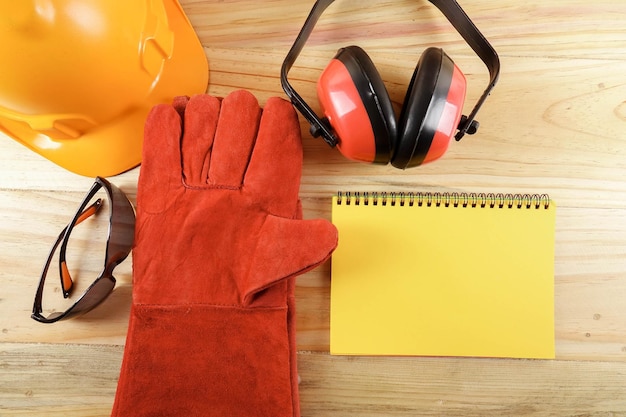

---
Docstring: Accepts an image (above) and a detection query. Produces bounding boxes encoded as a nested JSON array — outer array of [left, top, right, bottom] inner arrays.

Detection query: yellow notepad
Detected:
[[330, 192, 556, 359]]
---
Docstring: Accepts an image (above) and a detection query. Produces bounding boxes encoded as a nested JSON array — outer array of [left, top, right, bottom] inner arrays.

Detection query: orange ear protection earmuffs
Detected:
[[281, 0, 500, 169]]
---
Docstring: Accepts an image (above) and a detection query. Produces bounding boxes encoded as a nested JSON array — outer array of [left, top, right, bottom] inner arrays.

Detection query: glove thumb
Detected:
[[243, 215, 338, 306]]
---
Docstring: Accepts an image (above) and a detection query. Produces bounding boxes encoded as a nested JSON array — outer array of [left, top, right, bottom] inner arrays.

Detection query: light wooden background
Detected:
[[2, 0, 626, 415]]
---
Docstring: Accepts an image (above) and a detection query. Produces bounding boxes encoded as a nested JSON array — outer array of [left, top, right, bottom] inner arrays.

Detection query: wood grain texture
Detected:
[[1, 0, 626, 415], [1, 343, 625, 416]]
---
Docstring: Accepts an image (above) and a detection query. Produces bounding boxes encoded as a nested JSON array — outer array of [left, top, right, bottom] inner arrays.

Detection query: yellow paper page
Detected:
[[330, 194, 556, 359]]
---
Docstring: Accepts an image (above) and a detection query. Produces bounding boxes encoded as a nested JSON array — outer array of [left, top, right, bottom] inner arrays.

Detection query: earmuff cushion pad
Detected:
[[392, 47, 455, 169], [334, 46, 397, 163]]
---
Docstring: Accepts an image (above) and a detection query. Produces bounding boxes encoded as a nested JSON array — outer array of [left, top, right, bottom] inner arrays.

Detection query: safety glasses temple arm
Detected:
[[59, 198, 104, 297]]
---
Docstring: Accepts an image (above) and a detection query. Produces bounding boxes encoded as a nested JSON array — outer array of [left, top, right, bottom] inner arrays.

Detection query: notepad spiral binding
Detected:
[[336, 191, 551, 209]]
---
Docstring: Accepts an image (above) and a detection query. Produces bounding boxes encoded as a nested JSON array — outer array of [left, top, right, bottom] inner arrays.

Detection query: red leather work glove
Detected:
[[111, 90, 338, 416]]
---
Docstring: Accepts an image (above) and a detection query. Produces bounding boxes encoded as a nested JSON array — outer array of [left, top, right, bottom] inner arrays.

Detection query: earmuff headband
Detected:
[[280, 0, 500, 146]]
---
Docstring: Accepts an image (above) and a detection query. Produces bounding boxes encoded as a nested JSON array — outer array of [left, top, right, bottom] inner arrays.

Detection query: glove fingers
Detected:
[[208, 90, 261, 187], [138, 103, 184, 214], [172, 95, 190, 119], [245, 96, 303, 217], [181, 95, 221, 186]]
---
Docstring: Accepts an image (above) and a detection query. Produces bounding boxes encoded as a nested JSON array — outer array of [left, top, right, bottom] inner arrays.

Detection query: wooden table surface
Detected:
[[2, 1, 626, 415]]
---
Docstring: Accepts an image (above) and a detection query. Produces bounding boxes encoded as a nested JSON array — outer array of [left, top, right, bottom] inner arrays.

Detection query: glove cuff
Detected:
[[112, 301, 300, 416]]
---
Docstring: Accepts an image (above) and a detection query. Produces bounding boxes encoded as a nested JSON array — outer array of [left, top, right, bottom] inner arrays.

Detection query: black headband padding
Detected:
[[334, 46, 396, 163], [391, 47, 454, 169]]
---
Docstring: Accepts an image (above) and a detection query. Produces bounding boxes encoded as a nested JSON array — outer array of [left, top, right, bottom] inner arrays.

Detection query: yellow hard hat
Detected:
[[0, 0, 208, 177]]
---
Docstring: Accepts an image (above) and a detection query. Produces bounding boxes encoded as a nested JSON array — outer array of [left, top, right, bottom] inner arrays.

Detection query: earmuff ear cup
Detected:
[[392, 47, 467, 169], [317, 45, 397, 164]]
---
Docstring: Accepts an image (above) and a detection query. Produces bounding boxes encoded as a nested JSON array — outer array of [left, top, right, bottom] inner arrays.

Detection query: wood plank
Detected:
[[2, 51, 625, 208], [298, 353, 626, 417], [2, 189, 626, 359], [0, 186, 626, 361], [0, 343, 119, 417], [1, 343, 625, 416]]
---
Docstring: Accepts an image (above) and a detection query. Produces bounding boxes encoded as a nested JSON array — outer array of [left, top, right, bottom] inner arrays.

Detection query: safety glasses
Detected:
[[32, 177, 135, 323]]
